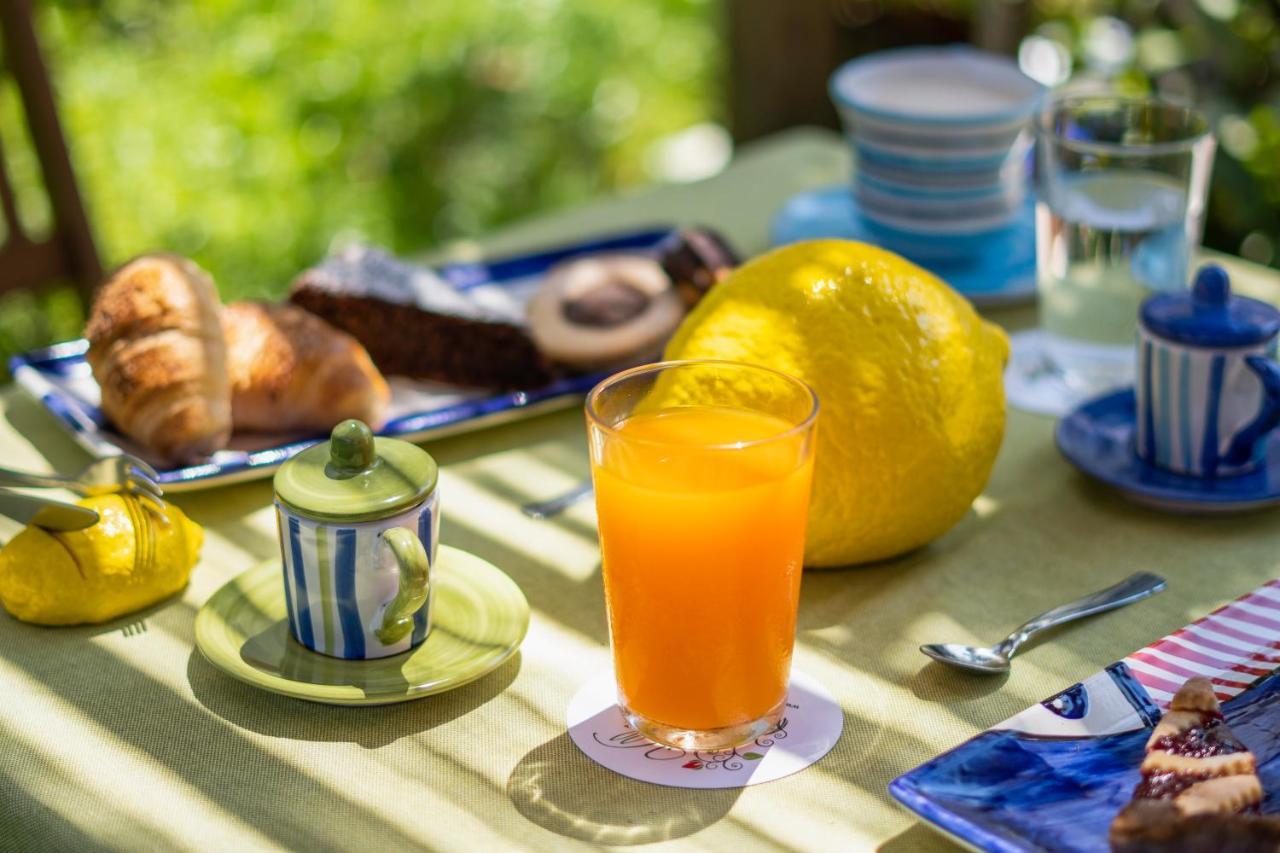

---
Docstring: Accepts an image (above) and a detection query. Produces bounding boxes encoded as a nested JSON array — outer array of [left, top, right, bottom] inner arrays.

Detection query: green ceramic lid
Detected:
[[274, 420, 438, 522]]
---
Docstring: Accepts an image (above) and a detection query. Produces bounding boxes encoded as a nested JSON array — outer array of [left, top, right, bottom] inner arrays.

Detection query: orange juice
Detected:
[[592, 405, 815, 735]]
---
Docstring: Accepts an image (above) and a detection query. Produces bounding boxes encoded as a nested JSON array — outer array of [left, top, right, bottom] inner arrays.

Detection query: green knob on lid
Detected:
[[328, 419, 377, 475], [273, 419, 439, 522]]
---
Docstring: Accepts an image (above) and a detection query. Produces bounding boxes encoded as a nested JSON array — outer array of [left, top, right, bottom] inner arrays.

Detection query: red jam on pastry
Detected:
[[1110, 677, 1280, 852]]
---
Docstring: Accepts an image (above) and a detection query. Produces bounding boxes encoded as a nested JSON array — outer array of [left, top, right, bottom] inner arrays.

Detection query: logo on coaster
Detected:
[[567, 670, 843, 789]]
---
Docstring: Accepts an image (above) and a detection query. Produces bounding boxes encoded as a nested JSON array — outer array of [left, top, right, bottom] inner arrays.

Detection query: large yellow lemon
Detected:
[[664, 239, 1009, 567], [0, 494, 203, 624]]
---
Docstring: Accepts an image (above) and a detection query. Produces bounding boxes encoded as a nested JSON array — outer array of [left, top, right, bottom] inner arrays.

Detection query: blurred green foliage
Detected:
[[1016, 0, 1280, 266], [2, 0, 1277, 379], [2, 0, 719, 307]]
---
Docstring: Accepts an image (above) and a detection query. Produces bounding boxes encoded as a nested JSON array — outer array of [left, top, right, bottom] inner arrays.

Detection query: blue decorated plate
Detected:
[[1056, 389, 1280, 514], [890, 578, 1280, 851], [10, 228, 672, 492]]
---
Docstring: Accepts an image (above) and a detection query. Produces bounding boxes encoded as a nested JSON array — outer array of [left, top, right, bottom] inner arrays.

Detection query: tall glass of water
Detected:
[[1035, 95, 1215, 401]]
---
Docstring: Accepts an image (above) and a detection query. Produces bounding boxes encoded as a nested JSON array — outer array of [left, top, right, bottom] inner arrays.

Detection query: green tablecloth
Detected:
[[3, 127, 1280, 852]]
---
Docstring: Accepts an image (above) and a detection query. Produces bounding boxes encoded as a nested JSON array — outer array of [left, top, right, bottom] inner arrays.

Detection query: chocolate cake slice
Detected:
[[289, 244, 552, 390]]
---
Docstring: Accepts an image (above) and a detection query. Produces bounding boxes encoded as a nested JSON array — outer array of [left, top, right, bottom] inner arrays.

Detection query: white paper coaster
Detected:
[[567, 670, 843, 789], [1005, 329, 1133, 417]]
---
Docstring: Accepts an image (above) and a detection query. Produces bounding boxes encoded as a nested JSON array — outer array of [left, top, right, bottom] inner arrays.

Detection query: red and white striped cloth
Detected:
[[1123, 579, 1280, 708]]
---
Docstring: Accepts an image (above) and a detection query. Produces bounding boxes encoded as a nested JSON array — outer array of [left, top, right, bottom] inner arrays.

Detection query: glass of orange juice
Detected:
[[586, 359, 818, 751]]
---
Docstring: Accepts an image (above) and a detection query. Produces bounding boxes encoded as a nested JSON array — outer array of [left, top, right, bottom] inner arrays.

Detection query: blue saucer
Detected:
[[1056, 389, 1280, 514], [770, 185, 1036, 307]]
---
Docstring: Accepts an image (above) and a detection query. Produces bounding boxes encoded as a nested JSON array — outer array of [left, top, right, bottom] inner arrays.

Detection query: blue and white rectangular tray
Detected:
[[10, 227, 672, 491], [890, 579, 1280, 851]]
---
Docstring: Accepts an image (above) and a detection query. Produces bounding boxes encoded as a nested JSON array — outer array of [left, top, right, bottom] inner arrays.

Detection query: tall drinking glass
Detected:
[[1035, 95, 1215, 401], [586, 360, 818, 751]]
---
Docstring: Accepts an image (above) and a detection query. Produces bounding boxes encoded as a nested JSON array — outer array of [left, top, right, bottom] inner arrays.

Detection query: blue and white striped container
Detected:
[[276, 492, 439, 659], [828, 45, 1044, 245], [1136, 266, 1280, 478], [1136, 332, 1277, 476], [272, 418, 441, 661]]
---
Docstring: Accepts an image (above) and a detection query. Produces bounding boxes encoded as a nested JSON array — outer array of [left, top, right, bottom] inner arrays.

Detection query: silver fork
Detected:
[[0, 456, 168, 520], [121, 492, 157, 575]]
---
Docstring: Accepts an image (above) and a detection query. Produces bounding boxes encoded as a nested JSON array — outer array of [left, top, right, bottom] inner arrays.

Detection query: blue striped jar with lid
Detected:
[[273, 419, 438, 659], [1136, 265, 1280, 478]]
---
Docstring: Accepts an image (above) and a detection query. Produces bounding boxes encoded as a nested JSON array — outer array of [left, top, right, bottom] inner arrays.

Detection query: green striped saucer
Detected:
[[195, 546, 529, 706]]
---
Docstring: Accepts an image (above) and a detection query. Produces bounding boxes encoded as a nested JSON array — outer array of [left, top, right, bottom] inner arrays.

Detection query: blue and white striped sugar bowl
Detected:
[[273, 419, 439, 660], [1136, 265, 1280, 478]]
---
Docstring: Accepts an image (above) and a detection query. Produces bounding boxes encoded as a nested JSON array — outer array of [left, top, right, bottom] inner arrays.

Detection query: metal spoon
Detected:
[[920, 571, 1167, 674], [521, 480, 594, 519]]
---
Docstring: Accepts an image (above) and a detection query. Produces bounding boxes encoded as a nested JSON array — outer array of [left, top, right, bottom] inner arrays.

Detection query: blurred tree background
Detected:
[[730, 0, 1279, 268], [1007, 0, 1280, 271], [0, 0, 721, 362], [1, 0, 1278, 370]]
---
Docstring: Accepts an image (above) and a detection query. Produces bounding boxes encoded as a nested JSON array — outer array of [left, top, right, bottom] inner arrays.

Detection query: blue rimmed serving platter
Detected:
[[10, 227, 672, 492], [890, 578, 1280, 851]]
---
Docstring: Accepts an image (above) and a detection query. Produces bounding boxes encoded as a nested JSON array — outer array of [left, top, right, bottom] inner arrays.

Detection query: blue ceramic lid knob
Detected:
[[1192, 264, 1230, 309], [1141, 264, 1280, 348]]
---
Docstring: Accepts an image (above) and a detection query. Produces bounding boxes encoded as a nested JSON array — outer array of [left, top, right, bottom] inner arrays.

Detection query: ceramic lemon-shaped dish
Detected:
[[0, 494, 202, 625]]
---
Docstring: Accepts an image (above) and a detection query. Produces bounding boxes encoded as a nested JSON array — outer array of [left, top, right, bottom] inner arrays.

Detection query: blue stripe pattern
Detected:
[[276, 496, 438, 658], [1201, 355, 1226, 475], [411, 507, 433, 646], [855, 141, 1012, 173], [277, 513, 297, 638], [1178, 352, 1192, 473], [1156, 347, 1172, 468], [334, 528, 364, 660], [287, 517, 315, 648], [1105, 662, 1161, 728], [1141, 340, 1156, 462], [1138, 330, 1280, 478]]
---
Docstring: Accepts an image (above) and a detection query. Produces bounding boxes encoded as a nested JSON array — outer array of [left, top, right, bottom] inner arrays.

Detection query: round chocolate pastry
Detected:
[[654, 226, 740, 308], [526, 254, 684, 371]]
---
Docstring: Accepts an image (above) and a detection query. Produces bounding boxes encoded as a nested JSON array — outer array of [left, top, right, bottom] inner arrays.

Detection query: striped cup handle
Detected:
[[1224, 356, 1280, 468], [374, 527, 431, 646]]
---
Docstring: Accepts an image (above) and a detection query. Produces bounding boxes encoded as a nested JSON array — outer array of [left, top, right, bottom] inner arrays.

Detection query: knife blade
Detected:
[[0, 489, 99, 531]]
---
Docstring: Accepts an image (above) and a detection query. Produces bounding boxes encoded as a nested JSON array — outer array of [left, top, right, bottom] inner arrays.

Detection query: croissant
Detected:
[[85, 254, 232, 464], [222, 301, 390, 432]]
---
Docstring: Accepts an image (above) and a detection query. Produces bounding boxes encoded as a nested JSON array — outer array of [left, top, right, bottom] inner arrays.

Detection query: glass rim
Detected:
[[585, 359, 820, 451], [1034, 94, 1212, 158]]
